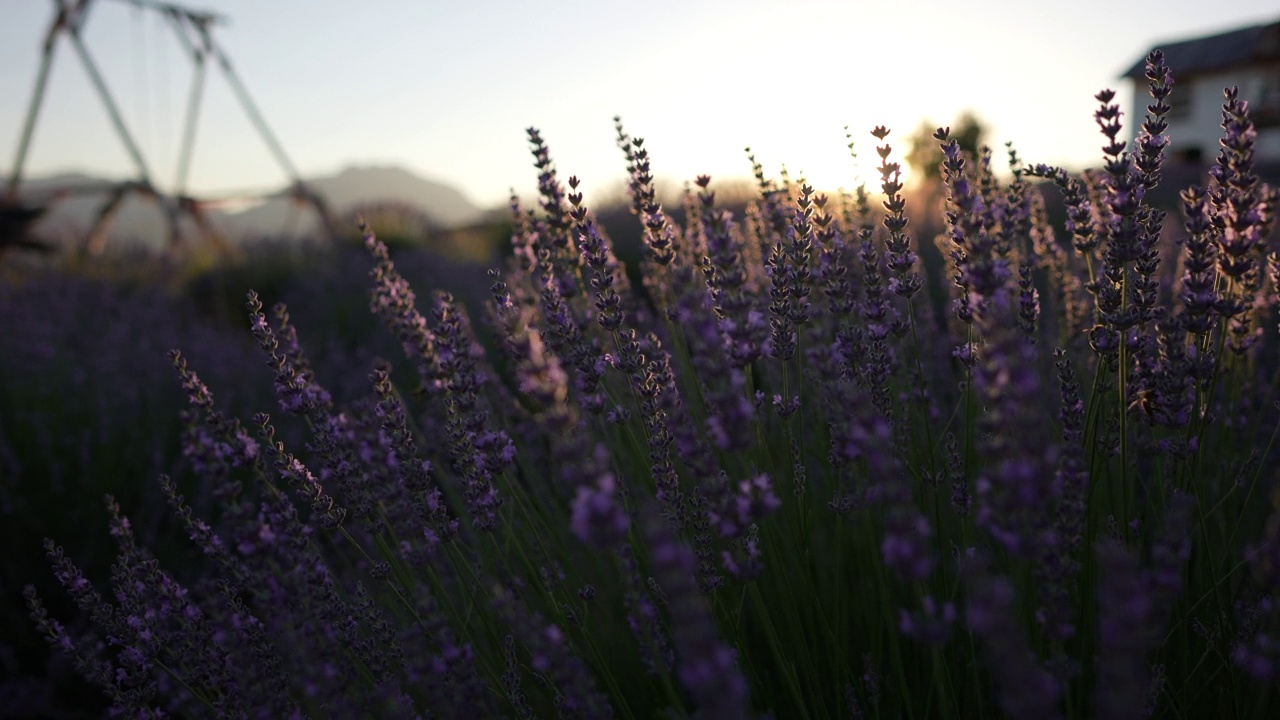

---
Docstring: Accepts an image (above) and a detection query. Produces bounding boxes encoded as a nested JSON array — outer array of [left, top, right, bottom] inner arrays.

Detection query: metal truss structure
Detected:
[[1, 0, 336, 257]]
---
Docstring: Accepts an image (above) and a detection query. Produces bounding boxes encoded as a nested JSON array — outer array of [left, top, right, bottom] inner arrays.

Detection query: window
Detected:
[[1174, 146, 1204, 163], [1166, 80, 1193, 121], [1256, 70, 1280, 128]]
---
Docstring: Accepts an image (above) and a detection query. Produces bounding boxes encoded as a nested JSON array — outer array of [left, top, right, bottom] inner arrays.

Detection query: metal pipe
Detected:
[[173, 31, 208, 193], [66, 26, 155, 184], [109, 0, 225, 27], [5, 1, 78, 200], [203, 29, 301, 182], [161, 6, 198, 59]]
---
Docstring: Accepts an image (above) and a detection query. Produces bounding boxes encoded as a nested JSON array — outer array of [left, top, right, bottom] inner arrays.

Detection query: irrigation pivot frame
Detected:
[[1, 0, 337, 256]]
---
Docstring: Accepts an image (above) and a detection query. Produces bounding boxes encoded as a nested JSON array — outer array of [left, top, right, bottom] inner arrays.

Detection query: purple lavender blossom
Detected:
[[1094, 539, 1154, 720], [615, 118, 679, 266], [641, 502, 749, 719], [899, 595, 957, 646], [965, 557, 1063, 720], [246, 292, 334, 417], [570, 471, 630, 549], [21, 60, 1280, 720]]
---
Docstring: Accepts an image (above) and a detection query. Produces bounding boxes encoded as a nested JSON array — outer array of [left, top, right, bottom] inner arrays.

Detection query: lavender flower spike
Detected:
[[641, 502, 749, 719]]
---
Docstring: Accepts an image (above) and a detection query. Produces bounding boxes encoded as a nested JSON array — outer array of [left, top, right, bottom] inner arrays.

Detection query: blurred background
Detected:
[[2, 1, 1279, 717], [1, 0, 1278, 254]]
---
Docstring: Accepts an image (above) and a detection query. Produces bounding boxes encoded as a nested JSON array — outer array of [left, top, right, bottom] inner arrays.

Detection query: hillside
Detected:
[[13, 165, 485, 250]]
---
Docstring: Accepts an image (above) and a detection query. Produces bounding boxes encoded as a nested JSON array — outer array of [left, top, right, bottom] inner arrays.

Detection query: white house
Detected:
[[1123, 18, 1280, 168]]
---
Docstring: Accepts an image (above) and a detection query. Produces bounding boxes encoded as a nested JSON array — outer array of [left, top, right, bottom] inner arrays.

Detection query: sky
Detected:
[[1, 0, 1278, 212]]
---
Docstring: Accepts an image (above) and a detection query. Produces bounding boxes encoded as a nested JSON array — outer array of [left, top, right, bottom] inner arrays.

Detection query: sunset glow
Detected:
[[1, 0, 1277, 210]]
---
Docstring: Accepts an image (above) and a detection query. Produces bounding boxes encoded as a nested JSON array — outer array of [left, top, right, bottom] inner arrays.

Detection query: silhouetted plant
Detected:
[[21, 50, 1280, 719], [906, 110, 988, 184]]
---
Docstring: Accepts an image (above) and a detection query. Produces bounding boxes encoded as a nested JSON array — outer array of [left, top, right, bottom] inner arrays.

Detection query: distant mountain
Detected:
[[12, 165, 486, 250], [226, 165, 485, 237], [310, 165, 483, 227]]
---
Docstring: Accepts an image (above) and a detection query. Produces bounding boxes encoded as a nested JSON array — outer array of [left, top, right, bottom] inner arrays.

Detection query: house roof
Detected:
[[1122, 18, 1280, 79]]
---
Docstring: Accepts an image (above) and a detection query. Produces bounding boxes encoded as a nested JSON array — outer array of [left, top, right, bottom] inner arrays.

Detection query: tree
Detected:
[[905, 111, 987, 184]]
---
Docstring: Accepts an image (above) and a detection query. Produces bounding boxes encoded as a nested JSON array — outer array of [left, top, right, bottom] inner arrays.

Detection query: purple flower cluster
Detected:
[[18, 46, 1280, 720]]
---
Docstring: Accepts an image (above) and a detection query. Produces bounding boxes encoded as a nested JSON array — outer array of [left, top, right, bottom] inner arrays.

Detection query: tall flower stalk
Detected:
[[18, 48, 1280, 720]]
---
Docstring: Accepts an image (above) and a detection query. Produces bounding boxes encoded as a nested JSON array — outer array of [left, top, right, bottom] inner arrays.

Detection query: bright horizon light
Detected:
[[2, 0, 1278, 213]]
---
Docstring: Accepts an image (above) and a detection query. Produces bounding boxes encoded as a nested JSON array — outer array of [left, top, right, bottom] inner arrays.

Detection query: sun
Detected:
[[802, 128, 915, 201]]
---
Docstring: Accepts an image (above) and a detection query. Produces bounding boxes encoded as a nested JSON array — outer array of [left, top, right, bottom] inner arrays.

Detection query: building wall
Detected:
[[1133, 63, 1280, 164]]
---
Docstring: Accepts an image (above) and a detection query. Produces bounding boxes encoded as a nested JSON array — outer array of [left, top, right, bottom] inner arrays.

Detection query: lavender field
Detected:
[[5, 51, 1280, 718]]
